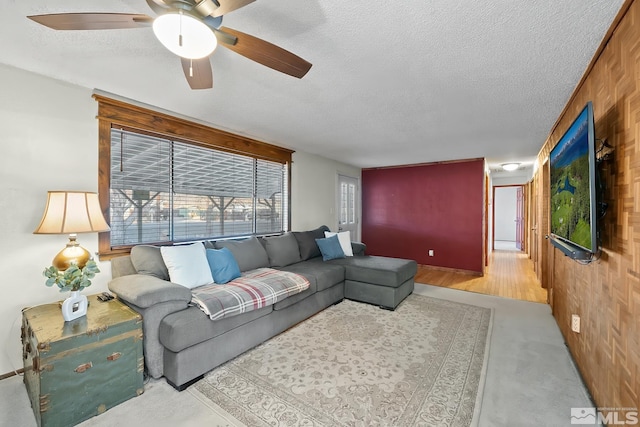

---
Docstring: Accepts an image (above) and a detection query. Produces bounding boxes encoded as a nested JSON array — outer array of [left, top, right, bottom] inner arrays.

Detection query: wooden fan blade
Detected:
[[218, 27, 312, 78], [181, 57, 213, 90], [28, 13, 153, 30]]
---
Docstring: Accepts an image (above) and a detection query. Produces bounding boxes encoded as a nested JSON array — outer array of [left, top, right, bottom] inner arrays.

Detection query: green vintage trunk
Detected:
[[22, 295, 144, 427]]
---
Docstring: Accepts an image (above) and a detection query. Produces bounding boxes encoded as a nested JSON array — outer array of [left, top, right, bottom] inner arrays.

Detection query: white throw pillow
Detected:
[[324, 231, 353, 256], [160, 243, 214, 289]]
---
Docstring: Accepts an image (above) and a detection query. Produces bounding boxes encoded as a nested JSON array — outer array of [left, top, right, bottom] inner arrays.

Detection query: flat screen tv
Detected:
[[549, 101, 598, 260]]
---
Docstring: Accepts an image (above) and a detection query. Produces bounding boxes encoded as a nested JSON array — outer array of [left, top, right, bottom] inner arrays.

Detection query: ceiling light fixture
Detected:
[[153, 10, 217, 59], [501, 163, 520, 171]]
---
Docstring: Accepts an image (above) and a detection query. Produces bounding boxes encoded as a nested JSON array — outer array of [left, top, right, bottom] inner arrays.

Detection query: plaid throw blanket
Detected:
[[191, 268, 310, 321]]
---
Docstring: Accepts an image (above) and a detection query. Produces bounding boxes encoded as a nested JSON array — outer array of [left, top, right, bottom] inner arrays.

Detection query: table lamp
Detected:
[[33, 191, 110, 270]]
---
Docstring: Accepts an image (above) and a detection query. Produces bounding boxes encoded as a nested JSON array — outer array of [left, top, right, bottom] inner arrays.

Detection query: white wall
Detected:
[[493, 186, 518, 241], [0, 63, 109, 374], [492, 175, 529, 186], [291, 151, 361, 234], [490, 165, 533, 186], [0, 63, 362, 375]]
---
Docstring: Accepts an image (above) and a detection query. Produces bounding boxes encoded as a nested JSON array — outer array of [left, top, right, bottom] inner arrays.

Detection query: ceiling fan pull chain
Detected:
[[178, 10, 183, 48]]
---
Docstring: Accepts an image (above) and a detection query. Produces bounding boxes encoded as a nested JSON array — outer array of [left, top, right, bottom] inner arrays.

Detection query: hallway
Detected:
[[415, 250, 548, 303]]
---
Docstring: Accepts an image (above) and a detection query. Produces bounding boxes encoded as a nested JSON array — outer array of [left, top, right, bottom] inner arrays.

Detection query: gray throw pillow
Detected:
[[262, 233, 302, 267], [311, 225, 330, 239], [130, 245, 170, 281], [292, 231, 319, 260], [214, 236, 269, 272], [293, 225, 330, 260]]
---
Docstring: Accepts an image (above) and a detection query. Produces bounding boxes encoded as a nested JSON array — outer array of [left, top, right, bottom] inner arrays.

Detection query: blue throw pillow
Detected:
[[206, 248, 242, 284], [315, 235, 346, 261]]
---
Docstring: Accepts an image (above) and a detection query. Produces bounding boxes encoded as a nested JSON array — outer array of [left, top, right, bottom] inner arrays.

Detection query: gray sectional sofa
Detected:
[[109, 225, 417, 390]]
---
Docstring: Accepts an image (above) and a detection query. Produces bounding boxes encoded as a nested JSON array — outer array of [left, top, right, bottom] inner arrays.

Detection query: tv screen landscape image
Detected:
[[549, 101, 596, 254]]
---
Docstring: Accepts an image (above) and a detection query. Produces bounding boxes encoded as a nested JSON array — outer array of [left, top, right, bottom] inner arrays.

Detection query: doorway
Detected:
[[493, 185, 525, 251], [336, 174, 360, 241]]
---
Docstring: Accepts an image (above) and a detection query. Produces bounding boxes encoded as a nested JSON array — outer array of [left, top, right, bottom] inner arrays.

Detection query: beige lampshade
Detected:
[[34, 191, 110, 234], [34, 191, 110, 270]]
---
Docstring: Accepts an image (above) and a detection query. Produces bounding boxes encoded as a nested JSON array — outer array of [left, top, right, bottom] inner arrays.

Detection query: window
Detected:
[[337, 174, 359, 240], [96, 95, 292, 257]]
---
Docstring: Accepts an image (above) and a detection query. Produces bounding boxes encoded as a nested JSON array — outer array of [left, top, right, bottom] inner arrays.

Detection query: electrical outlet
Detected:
[[428, 250, 434, 257], [571, 314, 580, 333]]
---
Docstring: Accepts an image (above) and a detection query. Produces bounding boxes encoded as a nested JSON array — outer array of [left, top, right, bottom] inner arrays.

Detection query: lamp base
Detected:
[[61, 291, 88, 321], [52, 234, 90, 270]]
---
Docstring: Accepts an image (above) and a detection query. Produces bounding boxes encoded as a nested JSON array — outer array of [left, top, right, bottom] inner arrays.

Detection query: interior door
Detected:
[[337, 174, 359, 241], [516, 186, 524, 250]]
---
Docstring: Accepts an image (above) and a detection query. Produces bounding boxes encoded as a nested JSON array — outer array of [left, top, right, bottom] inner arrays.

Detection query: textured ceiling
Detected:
[[0, 1, 624, 169]]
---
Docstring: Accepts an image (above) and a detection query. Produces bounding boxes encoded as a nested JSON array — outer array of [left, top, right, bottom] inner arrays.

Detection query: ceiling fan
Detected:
[[27, 0, 312, 90]]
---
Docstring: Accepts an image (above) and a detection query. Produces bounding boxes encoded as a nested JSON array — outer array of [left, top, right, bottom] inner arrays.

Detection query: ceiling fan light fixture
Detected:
[[501, 163, 520, 171], [153, 11, 217, 59]]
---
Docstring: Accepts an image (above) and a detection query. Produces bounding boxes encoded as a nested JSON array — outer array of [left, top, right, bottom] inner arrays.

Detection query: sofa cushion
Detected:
[[280, 259, 345, 292], [111, 255, 137, 278], [214, 236, 269, 272], [292, 225, 329, 260], [262, 233, 302, 267], [272, 281, 317, 310], [332, 256, 418, 288], [160, 243, 214, 289], [159, 305, 272, 353], [206, 248, 241, 284], [109, 274, 192, 308], [316, 235, 345, 261], [130, 245, 170, 281]]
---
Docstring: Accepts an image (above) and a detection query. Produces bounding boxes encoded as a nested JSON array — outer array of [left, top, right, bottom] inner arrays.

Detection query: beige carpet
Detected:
[[192, 294, 493, 426]]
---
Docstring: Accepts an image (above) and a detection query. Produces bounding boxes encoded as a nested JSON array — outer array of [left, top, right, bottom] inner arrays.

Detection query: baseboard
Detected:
[[0, 368, 24, 381], [563, 342, 597, 410], [418, 264, 484, 277]]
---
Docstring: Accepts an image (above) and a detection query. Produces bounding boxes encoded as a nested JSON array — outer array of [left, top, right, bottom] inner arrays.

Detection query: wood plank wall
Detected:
[[532, 0, 639, 410]]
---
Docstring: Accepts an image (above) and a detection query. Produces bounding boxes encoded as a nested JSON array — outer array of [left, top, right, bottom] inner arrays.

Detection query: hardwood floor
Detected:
[[415, 249, 548, 303]]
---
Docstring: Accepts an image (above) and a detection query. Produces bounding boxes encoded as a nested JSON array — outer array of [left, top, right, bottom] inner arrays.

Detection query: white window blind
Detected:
[[255, 159, 286, 234], [109, 128, 288, 247], [110, 130, 171, 246]]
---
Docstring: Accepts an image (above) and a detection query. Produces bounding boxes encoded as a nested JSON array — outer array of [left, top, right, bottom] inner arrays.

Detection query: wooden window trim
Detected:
[[95, 95, 293, 259]]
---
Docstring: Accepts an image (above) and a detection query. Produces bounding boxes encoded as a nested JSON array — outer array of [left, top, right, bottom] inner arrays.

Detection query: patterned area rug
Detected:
[[192, 294, 493, 426]]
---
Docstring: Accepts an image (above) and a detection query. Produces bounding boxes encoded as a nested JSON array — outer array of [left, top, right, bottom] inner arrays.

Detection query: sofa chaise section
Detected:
[[331, 255, 417, 310]]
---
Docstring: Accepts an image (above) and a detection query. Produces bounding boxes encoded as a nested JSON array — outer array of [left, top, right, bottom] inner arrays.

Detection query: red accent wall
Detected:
[[362, 159, 485, 273]]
